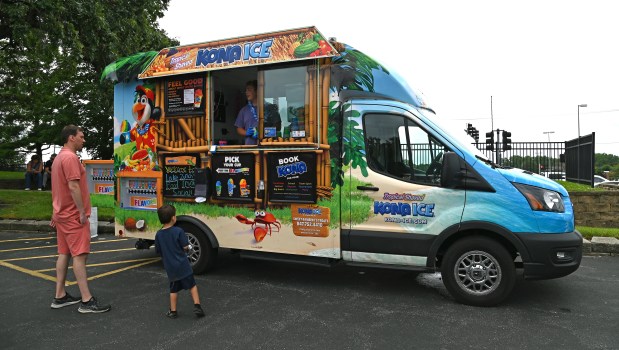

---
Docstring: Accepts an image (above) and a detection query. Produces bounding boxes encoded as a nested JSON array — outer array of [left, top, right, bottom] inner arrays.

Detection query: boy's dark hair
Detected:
[[246, 80, 257, 91], [61, 125, 83, 144], [157, 204, 176, 225]]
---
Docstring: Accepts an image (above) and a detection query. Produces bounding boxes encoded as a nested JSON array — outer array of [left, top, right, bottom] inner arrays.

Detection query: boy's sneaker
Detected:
[[166, 310, 178, 319], [24, 188, 30, 191], [78, 297, 111, 314], [51, 292, 81, 309], [194, 304, 205, 318]]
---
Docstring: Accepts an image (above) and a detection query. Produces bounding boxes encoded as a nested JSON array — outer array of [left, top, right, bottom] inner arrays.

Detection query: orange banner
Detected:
[[139, 27, 337, 79]]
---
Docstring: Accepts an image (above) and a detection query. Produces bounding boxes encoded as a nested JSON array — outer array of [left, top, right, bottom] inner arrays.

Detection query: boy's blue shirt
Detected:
[[155, 226, 193, 282]]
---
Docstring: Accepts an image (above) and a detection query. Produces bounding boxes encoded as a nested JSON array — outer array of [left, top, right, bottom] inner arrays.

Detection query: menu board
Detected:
[[164, 74, 206, 116], [163, 155, 199, 198], [267, 152, 316, 203], [211, 153, 255, 202]]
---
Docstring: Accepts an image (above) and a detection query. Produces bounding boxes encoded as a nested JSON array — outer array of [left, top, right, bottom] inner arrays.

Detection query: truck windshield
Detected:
[[415, 108, 489, 162]]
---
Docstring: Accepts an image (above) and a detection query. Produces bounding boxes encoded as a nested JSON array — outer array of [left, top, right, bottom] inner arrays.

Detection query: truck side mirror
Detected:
[[441, 152, 465, 188]]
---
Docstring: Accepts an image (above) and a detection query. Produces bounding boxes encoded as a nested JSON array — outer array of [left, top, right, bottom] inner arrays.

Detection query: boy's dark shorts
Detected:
[[169, 274, 196, 293]]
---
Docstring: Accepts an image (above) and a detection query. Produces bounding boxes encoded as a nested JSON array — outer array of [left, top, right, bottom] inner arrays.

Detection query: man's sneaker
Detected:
[[78, 297, 111, 314], [51, 292, 81, 309], [24, 188, 30, 191], [194, 304, 205, 318], [37, 188, 42, 191], [166, 310, 178, 319]]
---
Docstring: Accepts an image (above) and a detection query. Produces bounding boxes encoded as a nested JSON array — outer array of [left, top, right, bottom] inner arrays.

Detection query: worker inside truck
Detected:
[[210, 63, 311, 145]]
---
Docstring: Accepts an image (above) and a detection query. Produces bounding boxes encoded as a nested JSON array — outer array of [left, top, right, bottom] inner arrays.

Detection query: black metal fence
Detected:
[[471, 134, 595, 186], [473, 141, 566, 175], [565, 133, 595, 186]]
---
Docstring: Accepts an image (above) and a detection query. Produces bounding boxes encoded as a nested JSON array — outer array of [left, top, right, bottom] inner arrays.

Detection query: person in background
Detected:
[[235, 80, 259, 145], [155, 204, 205, 319], [24, 155, 43, 191], [49, 125, 111, 313], [42, 153, 56, 190]]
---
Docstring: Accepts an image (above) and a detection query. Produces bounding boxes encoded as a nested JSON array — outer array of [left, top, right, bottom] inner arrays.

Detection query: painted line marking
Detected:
[[0, 236, 56, 243], [0, 260, 58, 283], [0, 239, 130, 253], [0, 257, 161, 285], [34, 257, 161, 272], [1, 248, 139, 262], [66, 258, 161, 285]]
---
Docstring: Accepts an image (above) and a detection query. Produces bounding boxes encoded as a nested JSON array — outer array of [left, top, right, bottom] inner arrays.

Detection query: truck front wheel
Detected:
[[441, 236, 515, 306], [177, 222, 218, 274]]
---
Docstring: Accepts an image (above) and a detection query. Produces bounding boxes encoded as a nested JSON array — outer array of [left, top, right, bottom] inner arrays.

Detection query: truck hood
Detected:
[[497, 168, 569, 197]]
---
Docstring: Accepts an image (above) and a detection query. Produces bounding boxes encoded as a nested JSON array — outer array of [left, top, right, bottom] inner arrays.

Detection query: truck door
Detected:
[[343, 103, 466, 266]]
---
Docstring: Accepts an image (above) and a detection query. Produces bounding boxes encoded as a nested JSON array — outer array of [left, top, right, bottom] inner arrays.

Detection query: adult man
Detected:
[[50, 125, 111, 313], [235, 80, 260, 145], [42, 153, 56, 190]]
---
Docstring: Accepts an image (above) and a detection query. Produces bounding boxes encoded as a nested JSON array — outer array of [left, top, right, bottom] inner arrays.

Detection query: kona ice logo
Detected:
[[196, 39, 273, 66], [276, 156, 307, 178], [374, 192, 435, 223]]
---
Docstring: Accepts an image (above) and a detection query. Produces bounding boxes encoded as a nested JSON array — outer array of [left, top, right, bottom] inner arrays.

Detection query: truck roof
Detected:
[[101, 27, 429, 110]]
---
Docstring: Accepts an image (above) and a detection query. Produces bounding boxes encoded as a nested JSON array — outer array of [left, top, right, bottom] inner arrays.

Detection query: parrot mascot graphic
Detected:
[[120, 85, 162, 153]]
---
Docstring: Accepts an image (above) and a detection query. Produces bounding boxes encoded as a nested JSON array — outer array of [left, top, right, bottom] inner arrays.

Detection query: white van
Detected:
[[106, 27, 582, 306]]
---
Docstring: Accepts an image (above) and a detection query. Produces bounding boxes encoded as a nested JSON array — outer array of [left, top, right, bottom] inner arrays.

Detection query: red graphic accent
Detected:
[[235, 211, 281, 242]]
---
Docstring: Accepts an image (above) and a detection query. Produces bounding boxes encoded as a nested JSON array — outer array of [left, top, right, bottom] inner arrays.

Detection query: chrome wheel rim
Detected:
[[454, 250, 501, 296], [185, 231, 201, 265]]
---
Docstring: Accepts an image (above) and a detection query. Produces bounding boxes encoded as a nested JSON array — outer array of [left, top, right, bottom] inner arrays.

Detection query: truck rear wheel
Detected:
[[441, 236, 515, 306], [177, 222, 218, 274]]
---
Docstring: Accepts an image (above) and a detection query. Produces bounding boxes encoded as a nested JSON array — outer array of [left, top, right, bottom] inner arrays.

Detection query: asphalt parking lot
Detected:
[[1, 230, 618, 349]]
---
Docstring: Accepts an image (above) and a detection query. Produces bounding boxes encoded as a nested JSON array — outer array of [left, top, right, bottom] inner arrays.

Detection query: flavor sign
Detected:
[[267, 152, 316, 203], [164, 75, 205, 116], [211, 153, 255, 202]]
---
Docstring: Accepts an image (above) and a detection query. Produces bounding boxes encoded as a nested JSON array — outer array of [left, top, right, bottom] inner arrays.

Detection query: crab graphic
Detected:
[[235, 210, 281, 242]]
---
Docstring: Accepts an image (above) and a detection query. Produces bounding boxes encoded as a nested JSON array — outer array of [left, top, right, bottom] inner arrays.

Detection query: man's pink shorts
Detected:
[[56, 218, 91, 256]]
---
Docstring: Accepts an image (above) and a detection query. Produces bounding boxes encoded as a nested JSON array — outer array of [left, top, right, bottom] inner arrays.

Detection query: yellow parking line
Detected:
[[34, 257, 161, 272], [0, 236, 56, 243], [2, 248, 138, 261], [0, 260, 57, 283], [65, 258, 161, 285], [0, 238, 129, 253]]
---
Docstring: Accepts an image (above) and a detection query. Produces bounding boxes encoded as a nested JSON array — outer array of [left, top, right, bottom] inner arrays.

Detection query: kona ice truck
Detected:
[[104, 27, 582, 306]]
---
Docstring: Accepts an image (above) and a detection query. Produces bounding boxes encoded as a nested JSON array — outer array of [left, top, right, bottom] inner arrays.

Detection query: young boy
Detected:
[[155, 204, 205, 319]]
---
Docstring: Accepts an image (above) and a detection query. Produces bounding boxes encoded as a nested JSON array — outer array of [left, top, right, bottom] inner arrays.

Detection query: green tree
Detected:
[[595, 153, 619, 180], [0, 0, 178, 159]]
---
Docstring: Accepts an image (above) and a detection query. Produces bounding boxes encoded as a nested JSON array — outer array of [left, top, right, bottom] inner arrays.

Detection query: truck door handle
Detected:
[[357, 185, 379, 191]]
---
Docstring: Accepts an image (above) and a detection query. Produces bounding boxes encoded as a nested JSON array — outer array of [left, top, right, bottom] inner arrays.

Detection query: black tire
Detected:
[[441, 236, 515, 306], [177, 222, 218, 274]]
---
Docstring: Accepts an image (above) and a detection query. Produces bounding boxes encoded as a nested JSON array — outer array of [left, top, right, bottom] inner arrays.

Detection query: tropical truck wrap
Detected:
[[104, 26, 582, 306]]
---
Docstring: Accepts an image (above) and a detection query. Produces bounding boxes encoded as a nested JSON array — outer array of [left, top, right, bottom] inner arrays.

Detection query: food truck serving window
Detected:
[[262, 64, 315, 140]]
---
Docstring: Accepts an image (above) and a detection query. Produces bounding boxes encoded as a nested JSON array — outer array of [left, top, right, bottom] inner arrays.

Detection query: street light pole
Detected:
[[543, 131, 555, 142], [577, 104, 587, 183]]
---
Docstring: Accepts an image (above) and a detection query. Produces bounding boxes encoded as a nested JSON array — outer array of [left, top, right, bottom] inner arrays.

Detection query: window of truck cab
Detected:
[[363, 113, 449, 186]]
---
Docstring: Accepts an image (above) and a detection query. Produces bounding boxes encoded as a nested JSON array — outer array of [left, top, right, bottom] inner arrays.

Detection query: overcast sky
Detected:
[[158, 0, 619, 156]]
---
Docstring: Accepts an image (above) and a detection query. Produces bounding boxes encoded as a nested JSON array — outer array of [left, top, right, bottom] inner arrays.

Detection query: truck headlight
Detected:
[[513, 183, 565, 213]]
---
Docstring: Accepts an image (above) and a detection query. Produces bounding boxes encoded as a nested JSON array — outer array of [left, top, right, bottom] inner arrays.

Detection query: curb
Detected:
[[0, 220, 616, 256]]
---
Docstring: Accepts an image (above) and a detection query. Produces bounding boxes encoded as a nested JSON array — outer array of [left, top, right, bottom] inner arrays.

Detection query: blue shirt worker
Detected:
[[155, 204, 205, 319], [235, 80, 259, 145]]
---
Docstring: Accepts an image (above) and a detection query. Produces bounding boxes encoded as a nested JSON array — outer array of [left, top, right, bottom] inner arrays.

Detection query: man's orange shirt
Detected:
[[51, 147, 91, 223]]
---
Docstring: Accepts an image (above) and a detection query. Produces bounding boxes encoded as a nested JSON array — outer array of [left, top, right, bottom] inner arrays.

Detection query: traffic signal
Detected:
[[485, 131, 494, 150], [466, 123, 474, 135], [472, 129, 479, 142], [502, 130, 512, 151]]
